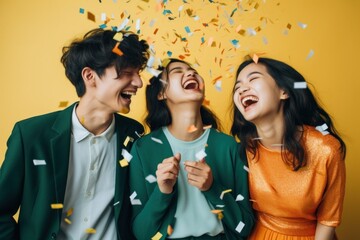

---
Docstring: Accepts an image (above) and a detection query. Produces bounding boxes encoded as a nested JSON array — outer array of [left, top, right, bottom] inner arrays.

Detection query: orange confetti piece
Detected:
[[153, 28, 159, 35], [167, 225, 173, 235], [179, 55, 185, 60], [203, 98, 210, 106], [287, 23, 292, 29], [203, 125, 212, 129], [217, 212, 224, 220], [252, 53, 259, 64], [187, 124, 198, 133], [211, 209, 223, 214], [212, 76, 222, 84], [112, 42, 123, 56], [51, 203, 63, 209], [66, 208, 73, 217], [119, 159, 129, 167], [85, 228, 96, 234], [58, 101, 68, 108], [87, 12, 96, 22]]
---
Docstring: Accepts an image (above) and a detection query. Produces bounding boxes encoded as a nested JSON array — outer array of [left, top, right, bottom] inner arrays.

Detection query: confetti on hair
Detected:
[[130, 191, 142, 205], [235, 221, 245, 233], [99, 24, 107, 29], [151, 137, 163, 144], [162, 58, 171, 67], [294, 82, 307, 89], [236, 194, 245, 201], [252, 53, 259, 64], [112, 42, 124, 56], [113, 32, 123, 41], [251, 137, 263, 141], [151, 232, 163, 240], [51, 203, 63, 209], [145, 174, 157, 183], [58, 101, 68, 108], [167, 225, 174, 235], [187, 124, 198, 133], [220, 189, 232, 200], [85, 228, 96, 234]]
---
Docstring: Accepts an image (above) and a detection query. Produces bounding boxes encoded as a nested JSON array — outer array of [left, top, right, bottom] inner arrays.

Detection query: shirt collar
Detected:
[[71, 105, 116, 143]]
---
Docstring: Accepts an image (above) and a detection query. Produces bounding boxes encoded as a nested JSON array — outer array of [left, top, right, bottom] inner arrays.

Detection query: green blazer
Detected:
[[0, 103, 143, 240], [129, 128, 255, 240]]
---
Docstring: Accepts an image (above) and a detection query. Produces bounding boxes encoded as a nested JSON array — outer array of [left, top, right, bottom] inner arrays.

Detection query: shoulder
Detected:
[[304, 125, 341, 152], [16, 110, 63, 129], [133, 128, 164, 147]]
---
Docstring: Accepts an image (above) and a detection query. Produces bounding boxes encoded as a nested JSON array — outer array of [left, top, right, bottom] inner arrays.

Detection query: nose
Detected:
[[239, 85, 250, 95], [131, 73, 143, 88], [186, 70, 196, 77]]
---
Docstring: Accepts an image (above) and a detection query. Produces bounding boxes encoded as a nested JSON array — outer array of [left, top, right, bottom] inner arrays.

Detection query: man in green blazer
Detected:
[[0, 28, 149, 240]]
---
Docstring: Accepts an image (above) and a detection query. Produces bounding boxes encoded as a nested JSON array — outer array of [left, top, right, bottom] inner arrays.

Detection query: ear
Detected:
[[81, 67, 96, 87], [280, 89, 289, 100]]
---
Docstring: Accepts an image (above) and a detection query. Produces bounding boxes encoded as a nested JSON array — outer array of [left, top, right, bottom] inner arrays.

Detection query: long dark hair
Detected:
[[145, 58, 220, 131], [231, 57, 346, 170]]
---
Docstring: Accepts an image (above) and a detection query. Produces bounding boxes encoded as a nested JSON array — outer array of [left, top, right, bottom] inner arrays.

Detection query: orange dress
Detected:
[[247, 126, 345, 240]]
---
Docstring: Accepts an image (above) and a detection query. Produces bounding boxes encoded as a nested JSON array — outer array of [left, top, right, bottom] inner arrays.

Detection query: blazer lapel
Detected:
[[50, 103, 75, 221]]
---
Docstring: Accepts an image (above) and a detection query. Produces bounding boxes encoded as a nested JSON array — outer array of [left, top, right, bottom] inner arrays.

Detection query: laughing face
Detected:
[[233, 63, 288, 124], [159, 61, 205, 104], [94, 65, 143, 114]]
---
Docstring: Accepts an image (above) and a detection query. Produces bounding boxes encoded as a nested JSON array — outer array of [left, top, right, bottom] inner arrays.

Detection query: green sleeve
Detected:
[[0, 124, 24, 240], [202, 143, 255, 238], [129, 141, 175, 240]]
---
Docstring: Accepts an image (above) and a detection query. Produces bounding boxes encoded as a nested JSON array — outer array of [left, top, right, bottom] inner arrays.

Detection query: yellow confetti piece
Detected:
[[64, 218, 72, 224], [203, 98, 210, 106], [58, 101, 68, 108], [167, 225, 173, 236], [85, 228, 96, 234], [187, 124, 198, 133], [66, 208, 73, 217], [51, 203, 63, 209], [119, 159, 129, 167], [162, 58, 171, 67], [220, 189, 232, 200], [80, 117, 85, 125], [113, 32, 123, 42], [151, 232, 163, 240], [123, 136, 133, 147], [217, 212, 224, 220], [112, 42, 124, 56]]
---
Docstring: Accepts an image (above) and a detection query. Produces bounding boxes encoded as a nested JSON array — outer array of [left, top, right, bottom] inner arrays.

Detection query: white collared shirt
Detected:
[[58, 106, 117, 240]]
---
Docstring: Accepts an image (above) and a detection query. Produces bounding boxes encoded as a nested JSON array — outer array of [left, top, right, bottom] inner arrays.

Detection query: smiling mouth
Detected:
[[241, 95, 259, 108], [121, 91, 136, 100], [183, 79, 199, 90]]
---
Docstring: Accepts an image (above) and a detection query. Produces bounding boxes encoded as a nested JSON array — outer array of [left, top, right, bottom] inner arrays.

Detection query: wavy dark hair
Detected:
[[61, 28, 149, 97], [145, 58, 220, 131], [231, 57, 346, 170]]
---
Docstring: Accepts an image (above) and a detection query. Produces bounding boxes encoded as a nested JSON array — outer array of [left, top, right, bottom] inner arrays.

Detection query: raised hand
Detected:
[[184, 158, 213, 191], [156, 153, 181, 194]]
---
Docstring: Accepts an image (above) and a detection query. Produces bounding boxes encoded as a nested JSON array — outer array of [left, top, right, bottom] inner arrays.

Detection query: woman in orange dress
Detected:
[[231, 57, 346, 239]]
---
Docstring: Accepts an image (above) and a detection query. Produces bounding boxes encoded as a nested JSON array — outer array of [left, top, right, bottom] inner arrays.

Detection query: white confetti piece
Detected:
[[316, 123, 329, 135], [130, 191, 142, 205], [135, 18, 141, 31], [145, 175, 157, 183], [243, 166, 249, 172], [121, 149, 133, 162], [33, 159, 46, 166], [146, 67, 162, 77], [101, 13, 107, 21], [298, 22, 307, 29], [113, 201, 120, 206], [235, 221, 245, 233], [294, 82, 307, 89], [306, 49, 314, 60], [236, 194, 244, 201], [151, 137, 163, 144], [117, 18, 129, 31], [215, 80, 222, 91], [195, 148, 207, 160]]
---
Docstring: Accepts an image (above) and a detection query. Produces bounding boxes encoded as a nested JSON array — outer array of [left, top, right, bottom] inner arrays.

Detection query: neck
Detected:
[[76, 99, 114, 135], [254, 113, 286, 150], [167, 104, 204, 141]]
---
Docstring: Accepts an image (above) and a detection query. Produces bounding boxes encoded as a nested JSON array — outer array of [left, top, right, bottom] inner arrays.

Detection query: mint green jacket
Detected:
[[0, 103, 143, 240], [129, 128, 254, 240]]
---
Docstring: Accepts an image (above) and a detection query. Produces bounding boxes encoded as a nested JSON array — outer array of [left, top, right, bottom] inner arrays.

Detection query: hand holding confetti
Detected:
[[184, 158, 213, 191], [156, 153, 181, 194]]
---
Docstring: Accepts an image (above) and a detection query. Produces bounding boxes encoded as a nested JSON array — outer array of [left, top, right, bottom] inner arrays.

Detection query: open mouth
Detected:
[[183, 79, 199, 90], [241, 95, 259, 108], [120, 91, 136, 100]]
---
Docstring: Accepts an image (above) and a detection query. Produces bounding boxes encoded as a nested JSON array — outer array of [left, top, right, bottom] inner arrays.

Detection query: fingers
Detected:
[[184, 159, 213, 191]]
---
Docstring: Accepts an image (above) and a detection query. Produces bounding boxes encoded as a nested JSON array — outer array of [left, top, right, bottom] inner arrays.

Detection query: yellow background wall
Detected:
[[1, 0, 359, 238]]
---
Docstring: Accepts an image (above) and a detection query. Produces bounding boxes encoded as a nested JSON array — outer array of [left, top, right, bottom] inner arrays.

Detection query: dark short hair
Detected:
[[231, 57, 346, 170], [61, 28, 149, 97], [145, 58, 220, 131]]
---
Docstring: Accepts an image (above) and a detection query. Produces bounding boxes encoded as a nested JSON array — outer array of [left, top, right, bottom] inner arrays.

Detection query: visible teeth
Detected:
[[241, 96, 259, 107], [122, 91, 136, 96]]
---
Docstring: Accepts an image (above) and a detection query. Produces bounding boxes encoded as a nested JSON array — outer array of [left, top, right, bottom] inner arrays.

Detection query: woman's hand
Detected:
[[184, 158, 213, 191], [156, 153, 181, 194]]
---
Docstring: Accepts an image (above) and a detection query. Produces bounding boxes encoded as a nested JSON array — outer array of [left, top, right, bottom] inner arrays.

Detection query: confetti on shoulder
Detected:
[[151, 137, 163, 144], [51, 203, 63, 209]]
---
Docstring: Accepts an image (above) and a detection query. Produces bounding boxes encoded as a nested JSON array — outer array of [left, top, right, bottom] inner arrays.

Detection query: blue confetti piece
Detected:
[[99, 24, 107, 29], [163, 9, 172, 15], [167, 51, 173, 57], [185, 26, 191, 33], [79, 8, 85, 14], [201, 37, 205, 43]]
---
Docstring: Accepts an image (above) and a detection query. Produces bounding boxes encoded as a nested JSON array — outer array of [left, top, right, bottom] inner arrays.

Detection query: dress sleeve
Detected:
[[0, 124, 24, 240], [129, 141, 175, 240], [202, 143, 255, 238], [316, 142, 346, 227]]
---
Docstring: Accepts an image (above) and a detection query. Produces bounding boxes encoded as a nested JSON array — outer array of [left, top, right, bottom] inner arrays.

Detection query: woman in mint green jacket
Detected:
[[129, 58, 254, 240]]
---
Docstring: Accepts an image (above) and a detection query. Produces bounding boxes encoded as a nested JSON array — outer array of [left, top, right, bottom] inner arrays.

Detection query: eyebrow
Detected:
[[236, 71, 263, 83], [168, 66, 194, 73]]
